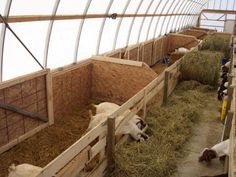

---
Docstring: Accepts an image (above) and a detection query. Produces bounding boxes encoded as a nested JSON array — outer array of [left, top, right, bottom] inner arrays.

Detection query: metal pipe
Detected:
[[0, 0, 12, 81], [152, 0, 172, 38], [145, 0, 163, 40], [96, 0, 114, 54], [0, 15, 44, 69], [137, 0, 155, 43], [184, 0, 203, 28], [43, 0, 61, 67], [73, 0, 92, 62], [112, 0, 131, 50], [177, 0, 194, 31], [164, 0, 182, 34], [126, 0, 143, 46], [189, 0, 207, 27], [170, 0, 189, 32]]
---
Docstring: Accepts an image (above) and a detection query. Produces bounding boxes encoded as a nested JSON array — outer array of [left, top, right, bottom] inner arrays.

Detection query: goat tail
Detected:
[[8, 164, 16, 172]]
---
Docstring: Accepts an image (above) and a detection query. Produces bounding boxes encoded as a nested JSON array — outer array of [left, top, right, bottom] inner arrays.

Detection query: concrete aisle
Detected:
[[172, 93, 225, 177]]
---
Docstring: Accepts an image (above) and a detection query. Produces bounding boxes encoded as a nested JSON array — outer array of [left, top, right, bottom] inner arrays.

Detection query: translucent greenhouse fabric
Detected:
[[0, 0, 208, 81], [200, 0, 236, 32]]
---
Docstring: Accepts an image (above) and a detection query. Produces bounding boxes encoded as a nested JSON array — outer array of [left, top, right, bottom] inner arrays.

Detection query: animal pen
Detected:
[[1, 26, 234, 177]]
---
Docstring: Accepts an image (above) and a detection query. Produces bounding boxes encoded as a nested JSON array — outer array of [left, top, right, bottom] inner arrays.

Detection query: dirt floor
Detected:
[[171, 92, 224, 177], [0, 105, 94, 177]]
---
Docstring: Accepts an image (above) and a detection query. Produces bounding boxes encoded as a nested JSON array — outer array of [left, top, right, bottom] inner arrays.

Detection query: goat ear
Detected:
[[91, 104, 97, 108], [8, 164, 16, 172], [199, 148, 209, 162]]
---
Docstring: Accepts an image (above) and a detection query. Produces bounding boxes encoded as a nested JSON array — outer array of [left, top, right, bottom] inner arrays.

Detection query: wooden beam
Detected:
[[0, 69, 49, 90], [91, 55, 143, 67], [222, 111, 234, 141], [46, 71, 54, 125], [0, 102, 47, 122], [0, 13, 199, 23], [107, 117, 115, 170], [202, 9, 236, 15], [163, 71, 170, 104]]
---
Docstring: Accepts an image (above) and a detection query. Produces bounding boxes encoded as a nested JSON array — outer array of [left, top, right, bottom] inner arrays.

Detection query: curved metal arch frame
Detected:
[[112, 0, 131, 50], [177, 0, 199, 31], [180, 0, 201, 30], [164, 0, 185, 34], [159, 0, 179, 36], [0, 0, 12, 81], [136, 0, 155, 43], [181, 0, 202, 29], [170, 0, 190, 32], [172, 0, 192, 32], [126, 0, 144, 46], [182, 0, 204, 29], [73, 0, 93, 63], [175, 0, 194, 31], [95, 0, 115, 55], [43, 0, 61, 67], [186, 0, 207, 28], [152, 0, 173, 39], [186, 0, 208, 28], [145, 0, 163, 41]]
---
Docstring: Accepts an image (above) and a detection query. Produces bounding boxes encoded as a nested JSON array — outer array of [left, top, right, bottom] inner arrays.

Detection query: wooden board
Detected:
[[37, 122, 107, 177], [140, 40, 153, 66], [123, 45, 140, 61], [179, 29, 207, 40], [52, 63, 92, 118]]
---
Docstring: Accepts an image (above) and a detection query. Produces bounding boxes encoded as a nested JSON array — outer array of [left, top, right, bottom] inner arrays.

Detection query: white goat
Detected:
[[88, 102, 149, 141], [8, 164, 42, 177], [175, 47, 189, 53], [199, 139, 229, 162]]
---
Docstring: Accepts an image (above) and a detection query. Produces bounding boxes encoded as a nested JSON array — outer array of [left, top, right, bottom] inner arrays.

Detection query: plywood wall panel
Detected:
[[91, 60, 157, 104], [168, 34, 199, 52], [52, 64, 92, 119], [179, 29, 207, 40], [0, 70, 49, 149]]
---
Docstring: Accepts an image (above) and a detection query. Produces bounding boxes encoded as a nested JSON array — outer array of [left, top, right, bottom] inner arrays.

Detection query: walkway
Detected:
[[172, 93, 225, 177]]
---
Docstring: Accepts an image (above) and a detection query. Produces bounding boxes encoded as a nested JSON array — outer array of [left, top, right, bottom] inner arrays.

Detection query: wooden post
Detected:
[[143, 89, 147, 119], [46, 71, 54, 125], [222, 111, 234, 141], [226, 87, 233, 115], [163, 71, 170, 104], [107, 117, 115, 170]]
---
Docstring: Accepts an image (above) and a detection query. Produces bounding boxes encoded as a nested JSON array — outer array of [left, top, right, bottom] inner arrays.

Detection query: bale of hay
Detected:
[[199, 34, 231, 58], [180, 50, 222, 86], [108, 81, 211, 177]]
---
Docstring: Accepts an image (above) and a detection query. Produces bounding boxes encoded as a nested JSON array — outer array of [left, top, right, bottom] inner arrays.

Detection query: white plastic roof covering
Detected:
[[0, 0, 208, 81], [200, 0, 236, 31]]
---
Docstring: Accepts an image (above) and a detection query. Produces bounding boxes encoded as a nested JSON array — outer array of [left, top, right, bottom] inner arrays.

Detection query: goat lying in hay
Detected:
[[88, 102, 149, 141], [7, 164, 42, 177]]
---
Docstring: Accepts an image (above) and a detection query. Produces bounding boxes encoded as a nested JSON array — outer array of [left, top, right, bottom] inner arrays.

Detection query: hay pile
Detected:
[[108, 81, 212, 177], [200, 34, 231, 58], [180, 50, 222, 86]]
